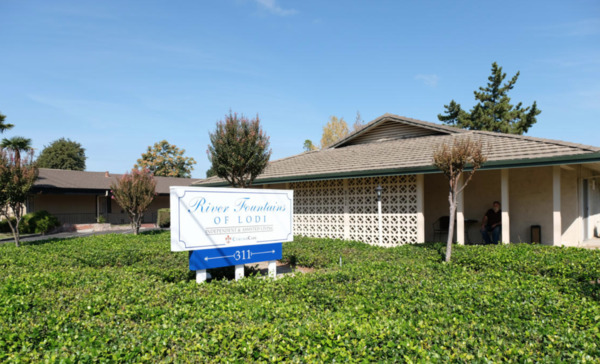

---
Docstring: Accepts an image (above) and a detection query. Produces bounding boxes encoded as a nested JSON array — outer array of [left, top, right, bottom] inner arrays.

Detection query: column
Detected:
[[416, 174, 425, 243], [553, 166, 562, 245], [501, 169, 510, 244], [456, 175, 465, 245]]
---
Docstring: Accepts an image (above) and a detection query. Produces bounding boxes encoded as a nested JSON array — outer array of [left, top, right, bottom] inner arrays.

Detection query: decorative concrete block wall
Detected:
[[290, 175, 418, 246]]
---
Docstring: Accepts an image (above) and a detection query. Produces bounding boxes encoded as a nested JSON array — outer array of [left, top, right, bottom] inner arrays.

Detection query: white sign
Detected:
[[170, 186, 293, 251]]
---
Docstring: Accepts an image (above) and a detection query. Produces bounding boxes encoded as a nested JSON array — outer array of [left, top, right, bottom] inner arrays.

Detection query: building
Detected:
[[196, 113, 600, 247], [29, 169, 197, 225]]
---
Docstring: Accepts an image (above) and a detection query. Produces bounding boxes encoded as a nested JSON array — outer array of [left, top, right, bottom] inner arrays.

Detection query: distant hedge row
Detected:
[[0, 210, 60, 235], [0, 233, 598, 362]]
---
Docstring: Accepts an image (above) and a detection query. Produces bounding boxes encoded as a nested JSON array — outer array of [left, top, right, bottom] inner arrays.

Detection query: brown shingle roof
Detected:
[[196, 114, 600, 186], [34, 169, 198, 194]]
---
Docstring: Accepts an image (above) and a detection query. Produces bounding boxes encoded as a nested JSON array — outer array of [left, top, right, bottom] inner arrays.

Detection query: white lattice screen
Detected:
[[290, 175, 418, 246]]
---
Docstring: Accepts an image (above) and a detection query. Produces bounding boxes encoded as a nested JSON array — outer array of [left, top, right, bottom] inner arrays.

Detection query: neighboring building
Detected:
[[29, 169, 198, 225], [196, 113, 600, 247]]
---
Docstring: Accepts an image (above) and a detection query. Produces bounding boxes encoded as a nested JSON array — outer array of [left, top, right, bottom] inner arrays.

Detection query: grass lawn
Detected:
[[1, 232, 599, 362]]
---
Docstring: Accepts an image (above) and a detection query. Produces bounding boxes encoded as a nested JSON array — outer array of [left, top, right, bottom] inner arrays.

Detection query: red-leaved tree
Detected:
[[207, 111, 271, 188], [110, 169, 156, 235], [0, 149, 38, 247]]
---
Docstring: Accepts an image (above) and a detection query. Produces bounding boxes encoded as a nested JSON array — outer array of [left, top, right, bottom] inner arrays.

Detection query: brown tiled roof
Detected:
[[196, 113, 600, 186], [34, 169, 198, 194]]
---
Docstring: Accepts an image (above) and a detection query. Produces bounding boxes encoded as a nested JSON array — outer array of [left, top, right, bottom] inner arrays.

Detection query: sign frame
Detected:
[[170, 186, 293, 252]]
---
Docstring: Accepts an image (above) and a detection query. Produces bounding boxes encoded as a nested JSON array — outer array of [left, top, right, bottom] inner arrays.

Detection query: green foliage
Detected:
[[0, 149, 38, 246], [110, 169, 156, 235], [134, 140, 196, 178], [438, 62, 541, 134], [0, 136, 32, 163], [302, 139, 317, 152], [1, 234, 599, 362], [0, 111, 14, 133], [208, 111, 271, 188], [0, 217, 16, 233], [206, 166, 216, 178], [19, 210, 61, 234], [36, 138, 86, 171], [157, 208, 170, 228], [96, 215, 106, 224]]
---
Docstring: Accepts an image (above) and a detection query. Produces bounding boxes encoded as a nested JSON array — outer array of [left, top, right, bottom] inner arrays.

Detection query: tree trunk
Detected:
[[445, 191, 457, 262], [8, 220, 20, 248], [132, 214, 141, 235]]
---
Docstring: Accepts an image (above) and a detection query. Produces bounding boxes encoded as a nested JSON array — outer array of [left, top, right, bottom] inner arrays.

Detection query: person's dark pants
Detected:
[[480, 225, 501, 245]]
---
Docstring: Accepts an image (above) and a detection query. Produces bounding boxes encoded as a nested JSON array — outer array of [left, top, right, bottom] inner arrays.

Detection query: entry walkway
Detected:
[[581, 238, 600, 250]]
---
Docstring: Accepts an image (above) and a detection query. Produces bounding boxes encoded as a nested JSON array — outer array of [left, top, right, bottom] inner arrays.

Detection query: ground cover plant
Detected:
[[1, 232, 599, 362]]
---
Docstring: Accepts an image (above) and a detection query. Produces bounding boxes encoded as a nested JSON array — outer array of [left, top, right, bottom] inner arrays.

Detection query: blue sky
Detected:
[[1, 0, 599, 178]]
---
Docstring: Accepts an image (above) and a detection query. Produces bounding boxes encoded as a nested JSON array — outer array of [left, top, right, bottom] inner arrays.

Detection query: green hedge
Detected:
[[0, 210, 60, 234], [157, 208, 170, 228], [0, 233, 599, 362]]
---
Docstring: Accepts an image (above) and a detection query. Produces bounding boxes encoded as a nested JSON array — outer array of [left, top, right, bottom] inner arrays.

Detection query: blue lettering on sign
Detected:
[[189, 243, 283, 270]]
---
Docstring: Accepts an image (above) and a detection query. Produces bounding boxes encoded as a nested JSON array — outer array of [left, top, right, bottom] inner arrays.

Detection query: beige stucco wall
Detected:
[[30, 193, 170, 225], [32, 194, 96, 215], [424, 170, 503, 243], [425, 165, 587, 246]]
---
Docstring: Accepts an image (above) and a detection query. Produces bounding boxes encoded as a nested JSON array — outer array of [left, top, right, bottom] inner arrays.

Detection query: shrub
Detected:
[[0, 217, 15, 233], [157, 208, 170, 228], [19, 210, 61, 234], [0, 233, 598, 362], [97, 215, 106, 224]]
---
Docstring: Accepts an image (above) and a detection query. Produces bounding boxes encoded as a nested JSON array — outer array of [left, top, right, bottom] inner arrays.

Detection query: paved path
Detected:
[[0, 227, 164, 244]]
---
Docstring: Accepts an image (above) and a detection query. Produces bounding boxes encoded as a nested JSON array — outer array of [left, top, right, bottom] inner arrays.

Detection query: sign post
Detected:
[[170, 187, 293, 282]]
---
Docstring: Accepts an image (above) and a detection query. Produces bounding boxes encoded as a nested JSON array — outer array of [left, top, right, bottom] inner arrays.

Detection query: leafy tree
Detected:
[[352, 110, 364, 132], [433, 137, 487, 262], [0, 112, 14, 133], [37, 138, 86, 171], [303, 139, 317, 152], [208, 111, 271, 188], [134, 140, 196, 178], [320, 116, 349, 148], [206, 166, 216, 178], [0, 149, 38, 247], [438, 62, 541, 135], [110, 169, 156, 235], [1, 136, 32, 164]]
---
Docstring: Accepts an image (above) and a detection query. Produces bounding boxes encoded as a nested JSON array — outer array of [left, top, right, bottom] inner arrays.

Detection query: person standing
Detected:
[[480, 201, 502, 244]]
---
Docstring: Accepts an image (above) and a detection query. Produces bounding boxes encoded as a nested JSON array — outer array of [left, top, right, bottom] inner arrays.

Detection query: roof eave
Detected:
[[195, 152, 600, 187]]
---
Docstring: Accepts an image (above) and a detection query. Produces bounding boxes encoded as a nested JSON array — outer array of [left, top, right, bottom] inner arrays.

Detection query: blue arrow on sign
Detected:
[[189, 243, 283, 270]]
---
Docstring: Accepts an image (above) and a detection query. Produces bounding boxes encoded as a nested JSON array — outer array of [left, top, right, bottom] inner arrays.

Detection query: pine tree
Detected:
[[438, 62, 541, 135]]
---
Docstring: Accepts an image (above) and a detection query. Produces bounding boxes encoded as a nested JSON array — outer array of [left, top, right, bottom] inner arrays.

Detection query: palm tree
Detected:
[[1, 136, 32, 164], [0, 112, 14, 134]]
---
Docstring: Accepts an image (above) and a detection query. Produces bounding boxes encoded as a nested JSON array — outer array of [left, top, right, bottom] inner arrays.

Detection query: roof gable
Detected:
[[330, 113, 463, 148]]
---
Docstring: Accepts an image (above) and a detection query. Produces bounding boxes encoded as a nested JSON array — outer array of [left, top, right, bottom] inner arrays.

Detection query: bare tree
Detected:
[[433, 137, 487, 262]]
